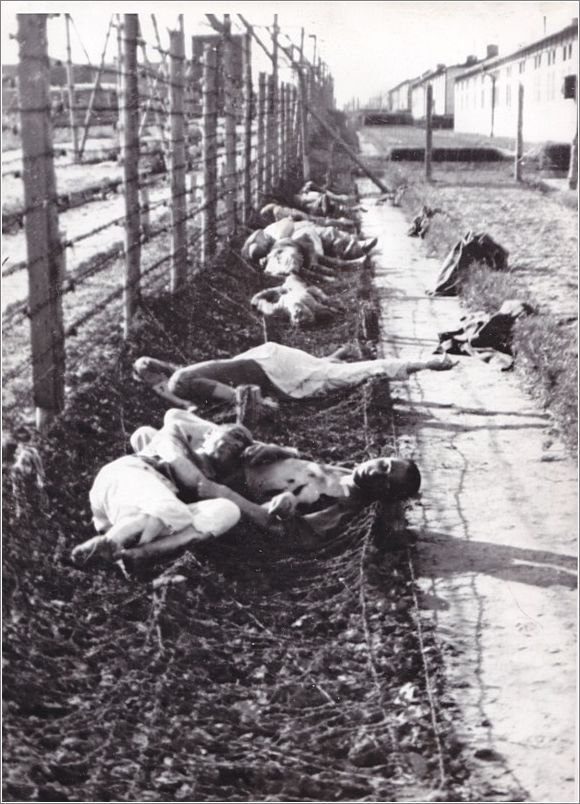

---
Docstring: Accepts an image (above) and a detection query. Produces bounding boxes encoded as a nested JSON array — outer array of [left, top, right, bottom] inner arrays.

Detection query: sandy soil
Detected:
[[357, 178, 578, 802]]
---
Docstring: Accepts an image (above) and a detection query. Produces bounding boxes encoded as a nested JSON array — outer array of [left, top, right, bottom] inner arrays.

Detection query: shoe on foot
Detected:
[[360, 237, 378, 254], [71, 534, 119, 565]]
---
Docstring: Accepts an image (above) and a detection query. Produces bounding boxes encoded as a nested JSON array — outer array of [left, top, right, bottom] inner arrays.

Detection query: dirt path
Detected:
[[357, 179, 578, 802]]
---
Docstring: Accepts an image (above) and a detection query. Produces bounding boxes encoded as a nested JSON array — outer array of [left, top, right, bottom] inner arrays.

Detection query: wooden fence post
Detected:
[[515, 83, 524, 182], [18, 13, 65, 429], [289, 85, 297, 171], [425, 83, 433, 181], [169, 26, 187, 290], [116, 14, 123, 152], [121, 13, 140, 336], [265, 74, 274, 193], [64, 14, 79, 162], [202, 44, 218, 260], [222, 14, 237, 234], [298, 28, 309, 182], [256, 72, 266, 205], [279, 82, 286, 182], [242, 30, 253, 225], [567, 78, 578, 189]]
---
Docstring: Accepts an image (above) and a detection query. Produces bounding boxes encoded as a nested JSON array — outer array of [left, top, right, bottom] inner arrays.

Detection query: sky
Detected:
[[2, 1, 578, 106]]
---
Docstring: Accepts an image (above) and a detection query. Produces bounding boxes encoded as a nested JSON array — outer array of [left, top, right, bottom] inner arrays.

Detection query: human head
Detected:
[[261, 238, 311, 277], [352, 457, 421, 502], [241, 229, 274, 264], [259, 203, 277, 225], [201, 424, 254, 471], [133, 357, 174, 387]]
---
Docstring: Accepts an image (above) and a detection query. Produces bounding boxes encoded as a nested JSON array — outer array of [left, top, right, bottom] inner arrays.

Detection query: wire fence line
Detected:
[[3, 11, 335, 428]]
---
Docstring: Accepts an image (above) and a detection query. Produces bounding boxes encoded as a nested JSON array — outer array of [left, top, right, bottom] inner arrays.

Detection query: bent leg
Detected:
[[121, 525, 206, 562], [72, 513, 153, 564], [188, 498, 241, 538], [168, 372, 236, 405], [121, 499, 241, 562]]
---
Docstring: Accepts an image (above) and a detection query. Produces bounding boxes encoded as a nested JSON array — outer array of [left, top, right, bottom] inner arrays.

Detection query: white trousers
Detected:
[[90, 456, 240, 537]]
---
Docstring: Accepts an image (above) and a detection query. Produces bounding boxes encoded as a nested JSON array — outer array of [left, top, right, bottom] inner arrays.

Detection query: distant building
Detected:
[[389, 77, 416, 113], [454, 21, 578, 142], [410, 55, 482, 126]]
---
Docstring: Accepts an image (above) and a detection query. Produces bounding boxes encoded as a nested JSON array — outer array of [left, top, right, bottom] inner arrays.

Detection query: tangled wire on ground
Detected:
[[3, 166, 473, 802]]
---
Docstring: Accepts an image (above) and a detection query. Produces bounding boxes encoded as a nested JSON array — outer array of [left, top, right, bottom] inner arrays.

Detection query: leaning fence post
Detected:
[[121, 13, 140, 336], [257, 72, 266, 203], [202, 44, 218, 261], [169, 26, 187, 290], [18, 13, 65, 430], [514, 83, 524, 182], [222, 14, 237, 234], [242, 30, 253, 225], [425, 83, 433, 181]]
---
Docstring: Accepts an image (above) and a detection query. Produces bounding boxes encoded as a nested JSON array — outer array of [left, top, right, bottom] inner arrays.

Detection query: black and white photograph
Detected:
[[2, 2, 578, 801]]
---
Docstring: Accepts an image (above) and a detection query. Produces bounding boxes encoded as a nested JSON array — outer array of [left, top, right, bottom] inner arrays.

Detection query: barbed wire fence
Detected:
[[3, 11, 336, 431]]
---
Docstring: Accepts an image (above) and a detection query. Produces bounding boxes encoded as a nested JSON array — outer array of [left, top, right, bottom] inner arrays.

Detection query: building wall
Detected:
[[431, 72, 447, 115], [391, 81, 412, 112], [455, 29, 578, 142], [411, 82, 425, 119]]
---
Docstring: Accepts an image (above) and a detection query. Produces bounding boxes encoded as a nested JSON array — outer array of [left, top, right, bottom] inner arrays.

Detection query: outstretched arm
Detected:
[[196, 475, 277, 532], [405, 354, 457, 374], [150, 379, 193, 409]]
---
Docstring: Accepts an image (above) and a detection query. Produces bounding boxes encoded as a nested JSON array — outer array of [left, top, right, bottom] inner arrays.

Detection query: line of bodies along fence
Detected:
[[12, 12, 326, 428]]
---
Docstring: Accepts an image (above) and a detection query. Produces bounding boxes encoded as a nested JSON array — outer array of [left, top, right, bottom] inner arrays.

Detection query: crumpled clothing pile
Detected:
[[435, 299, 535, 371]]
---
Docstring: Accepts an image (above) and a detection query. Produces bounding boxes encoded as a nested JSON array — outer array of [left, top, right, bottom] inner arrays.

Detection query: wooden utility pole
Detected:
[[121, 13, 140, 336], [568, 82, 578, 190], [169, 26, 187, 290], [18, 13, 65, 429], [256, 71, 266, 204], [242, 30, 253, 224], [222, 14, 237, 234], [202, 44, 218, 260], [64, 14, 79, 162], [425, 83, 433, 181], [515, 83, 524, 181]]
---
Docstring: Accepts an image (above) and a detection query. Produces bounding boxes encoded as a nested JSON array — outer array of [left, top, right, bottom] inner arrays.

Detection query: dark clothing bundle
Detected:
[[435, 299, 534, 371], [433, 231, 509, 296], [407, 206, 440, 238]]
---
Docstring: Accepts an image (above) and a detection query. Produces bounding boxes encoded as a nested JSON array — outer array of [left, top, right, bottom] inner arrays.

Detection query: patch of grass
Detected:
[[383, 160, 578, 452], [458, 265, 578, 449]]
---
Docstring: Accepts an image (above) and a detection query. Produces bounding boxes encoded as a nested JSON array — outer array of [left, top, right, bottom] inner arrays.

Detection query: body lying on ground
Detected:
[[291, 183, 363, 217], [260, 202, 358, 232], [251, 273, 342, 326], [71, 422, 282, 567], [242, 218, 376, 270], [133, 341, 456, 412], [132, 409, 422, 541]]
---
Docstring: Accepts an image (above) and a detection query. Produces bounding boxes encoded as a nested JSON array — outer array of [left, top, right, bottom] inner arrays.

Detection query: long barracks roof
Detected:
[[456, 21, 578, 81], [388, 75, 421, 93]]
